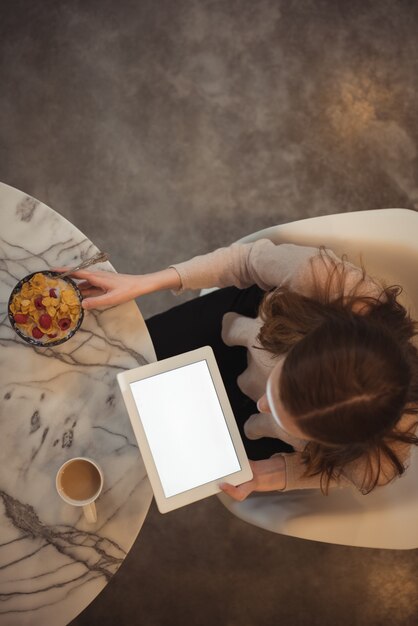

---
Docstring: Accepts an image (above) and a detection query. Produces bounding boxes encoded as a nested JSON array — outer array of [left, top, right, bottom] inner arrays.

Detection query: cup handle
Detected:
[[83, 501, 97, 523]]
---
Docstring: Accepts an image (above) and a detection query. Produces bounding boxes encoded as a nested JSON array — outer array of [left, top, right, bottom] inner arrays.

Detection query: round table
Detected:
[[0, 182, 155, 625]]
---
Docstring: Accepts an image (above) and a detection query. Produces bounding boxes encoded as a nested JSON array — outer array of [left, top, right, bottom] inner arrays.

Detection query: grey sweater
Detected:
[[171, 240, 414, 492]]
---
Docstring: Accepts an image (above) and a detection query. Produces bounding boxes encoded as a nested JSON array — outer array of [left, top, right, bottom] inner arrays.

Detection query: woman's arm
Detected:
[[170, 240, 319, 294], [220, 448, 404, 501], [59, 241, 320, 310], [220, 452, 353, 501], [219, 456, 286, 501], [64, 267, 181, 309]]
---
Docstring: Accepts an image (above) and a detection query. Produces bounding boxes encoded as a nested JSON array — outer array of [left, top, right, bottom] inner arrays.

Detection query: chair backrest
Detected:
[[218, 209, 418, 549]]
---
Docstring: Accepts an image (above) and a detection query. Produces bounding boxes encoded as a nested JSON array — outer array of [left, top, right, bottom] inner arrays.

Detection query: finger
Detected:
[[79, 287, 105, 298], [50, 267, 105, 282], [81, 292, 116, 310], [51, 268, 114, 279], [67, 269, 115, 287], [219, 482, 252, 502], [75, 280, 94, 290]]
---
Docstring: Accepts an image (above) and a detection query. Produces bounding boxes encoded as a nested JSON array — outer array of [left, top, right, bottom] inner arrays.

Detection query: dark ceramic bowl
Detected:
[[8, 270, 84, 347]]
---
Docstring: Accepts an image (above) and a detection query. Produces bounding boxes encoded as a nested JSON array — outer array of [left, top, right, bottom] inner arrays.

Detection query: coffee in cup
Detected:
[[56, 457, 103, 523]]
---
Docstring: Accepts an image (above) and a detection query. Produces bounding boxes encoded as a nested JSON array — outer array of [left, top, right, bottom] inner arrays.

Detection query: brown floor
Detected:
[[1, 1, 418, 624]]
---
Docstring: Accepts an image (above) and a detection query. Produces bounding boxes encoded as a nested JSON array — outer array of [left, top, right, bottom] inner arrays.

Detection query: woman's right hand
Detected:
[[53, 267, 181, 310]]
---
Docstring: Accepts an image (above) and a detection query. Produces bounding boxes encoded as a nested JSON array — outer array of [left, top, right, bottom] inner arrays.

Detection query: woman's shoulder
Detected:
[[234, 239, 385, 303], [245, 240, 324, 291], [253, 242, 385, 308], [302, 246, 386, 305]]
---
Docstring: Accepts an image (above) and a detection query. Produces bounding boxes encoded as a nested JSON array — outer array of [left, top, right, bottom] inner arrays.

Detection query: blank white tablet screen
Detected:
[[129, 360, 241, 498]]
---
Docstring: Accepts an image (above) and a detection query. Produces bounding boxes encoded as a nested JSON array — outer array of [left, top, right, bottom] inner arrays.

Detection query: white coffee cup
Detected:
[[56, 457, 104, 523]]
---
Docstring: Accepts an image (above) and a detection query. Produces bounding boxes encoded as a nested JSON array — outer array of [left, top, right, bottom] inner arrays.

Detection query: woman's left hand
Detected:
[[219, 455, 286, 501]]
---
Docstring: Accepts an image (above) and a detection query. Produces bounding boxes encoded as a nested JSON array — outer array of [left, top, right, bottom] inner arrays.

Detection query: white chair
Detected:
[[212, 209, 418, 549]]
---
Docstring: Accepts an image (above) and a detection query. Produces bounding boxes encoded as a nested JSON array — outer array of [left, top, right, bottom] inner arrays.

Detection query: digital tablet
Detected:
[[117, 346, 253, 513]]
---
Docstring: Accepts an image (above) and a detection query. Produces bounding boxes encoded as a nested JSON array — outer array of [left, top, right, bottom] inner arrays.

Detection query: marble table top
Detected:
[[0, 182, 155, 625]]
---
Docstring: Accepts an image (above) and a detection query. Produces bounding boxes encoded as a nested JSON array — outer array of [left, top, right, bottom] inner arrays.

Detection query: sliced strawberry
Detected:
[[32, 327, 44, 339], [39, 314, 52, 329], [49, 288, 57, 298], [34, 296, 45, 310], [58, 318, 71, 331], [14, 313, 29, 324]]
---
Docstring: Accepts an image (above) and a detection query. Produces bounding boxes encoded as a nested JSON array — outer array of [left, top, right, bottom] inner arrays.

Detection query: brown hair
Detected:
[[257, 249, 418, 494]]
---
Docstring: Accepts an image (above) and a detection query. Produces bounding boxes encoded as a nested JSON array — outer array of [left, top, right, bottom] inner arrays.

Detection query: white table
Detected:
[[0, 182, 155, 625]]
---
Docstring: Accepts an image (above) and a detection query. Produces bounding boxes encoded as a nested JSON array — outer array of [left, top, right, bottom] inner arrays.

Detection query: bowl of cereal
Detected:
[[8, 271, 84, 346]]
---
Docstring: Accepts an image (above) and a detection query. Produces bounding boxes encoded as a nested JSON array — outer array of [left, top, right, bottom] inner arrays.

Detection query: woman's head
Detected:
[[257, 267, 418, 492], [272, 315, 411, 446]]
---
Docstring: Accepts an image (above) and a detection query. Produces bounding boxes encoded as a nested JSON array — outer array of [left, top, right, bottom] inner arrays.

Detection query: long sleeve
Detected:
[[170, 240, 321, 293], [280, 453, 353, 491]]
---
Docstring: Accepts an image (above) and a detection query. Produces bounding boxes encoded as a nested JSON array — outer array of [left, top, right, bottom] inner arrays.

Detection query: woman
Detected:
[[65, 240, 418, 501]]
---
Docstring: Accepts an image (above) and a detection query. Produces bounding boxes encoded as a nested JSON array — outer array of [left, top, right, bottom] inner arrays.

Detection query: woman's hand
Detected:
[[219, 455, 286, 501], [66, 269, 144, 309], [52, 267, 181, 309]]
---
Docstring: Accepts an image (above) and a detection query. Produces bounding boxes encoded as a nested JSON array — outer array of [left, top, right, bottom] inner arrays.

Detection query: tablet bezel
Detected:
[[117, 346, 253, 513]]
